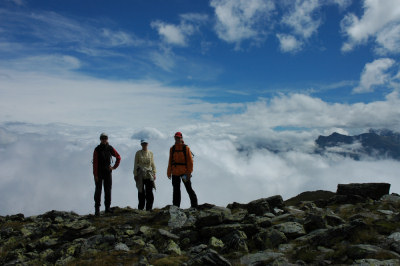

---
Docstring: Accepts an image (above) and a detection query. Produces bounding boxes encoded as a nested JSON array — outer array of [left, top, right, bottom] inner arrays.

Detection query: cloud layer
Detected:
[[1, 87, 400, 216]]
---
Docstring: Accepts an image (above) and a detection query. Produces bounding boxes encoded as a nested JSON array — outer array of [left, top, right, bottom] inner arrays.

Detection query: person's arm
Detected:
[[167, 147, 172, 178], [151, 151, 156, 180], [133, 151, 139, 177], [93, 149, 98, 182], [186, 146, 193, 175], [111, 147, 121, 169]]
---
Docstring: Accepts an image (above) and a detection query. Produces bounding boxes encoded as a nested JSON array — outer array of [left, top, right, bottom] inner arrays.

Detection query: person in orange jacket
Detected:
[[167, 132, 198, 208]]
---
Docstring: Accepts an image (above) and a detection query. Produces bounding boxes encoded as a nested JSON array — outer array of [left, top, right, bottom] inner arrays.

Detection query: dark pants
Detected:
[[172, 175, 198, 208], [94, 175, 112, 209], [138, 179, 154, 211]]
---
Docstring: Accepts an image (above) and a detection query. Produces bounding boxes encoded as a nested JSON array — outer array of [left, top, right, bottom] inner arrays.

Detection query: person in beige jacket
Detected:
[[133, 139, 156, 210]]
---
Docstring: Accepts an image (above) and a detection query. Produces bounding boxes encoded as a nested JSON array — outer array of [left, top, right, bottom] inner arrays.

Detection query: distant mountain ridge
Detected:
[[315, 129, 400, 160]]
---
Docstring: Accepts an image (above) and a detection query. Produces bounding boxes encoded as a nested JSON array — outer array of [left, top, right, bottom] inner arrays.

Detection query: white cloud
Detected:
[[210, 0, 275, 48], [281, 0, 322, 39], [151, 21, 188, 46], [331, 0, 352, 9], [354, 58, 396, 93], [0, 9, 146, 56], [341, 0, 400, 53], [375, 23, 400, 55], [151, 13, 208, 47], [276, 33, 303, 53]]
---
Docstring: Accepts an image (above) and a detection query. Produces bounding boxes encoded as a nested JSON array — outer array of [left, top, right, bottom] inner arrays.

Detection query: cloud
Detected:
[[375, 24, 400, 55], [151, 13, 208, 47], [280, 0, 322, 39], [341, 0, 400, 53], [2, 95, 400, 216], [330, 0, 352, 9], [0, 8, 147, 56], [276, 33, 303, 53], [1, 72, 400, 216], [210, 0, 275, 48], [354, 58, 396, 93]]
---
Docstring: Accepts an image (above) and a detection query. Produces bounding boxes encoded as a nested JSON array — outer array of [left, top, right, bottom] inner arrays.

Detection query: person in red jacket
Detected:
[[93, 133, 121, 215], [167, 132, 198, 208]]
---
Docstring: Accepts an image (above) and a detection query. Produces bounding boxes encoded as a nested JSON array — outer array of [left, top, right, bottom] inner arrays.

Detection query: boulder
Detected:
[[303, 214, 327, 233], [222, 230, 248, 253], [209, 236, 225, 250], [187, 248, 231, 266], [240, 251, 284, 266], [337, 183, 391, 200], [114, 243, 129, 252], [273, 222, 306, 238], [168, 206, 187, 229], [347, 244, 400, 260], [195, 207, 232, 228]]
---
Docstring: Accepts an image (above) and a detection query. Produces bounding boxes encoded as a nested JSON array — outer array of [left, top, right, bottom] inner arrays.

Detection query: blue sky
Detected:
[[1, 0, 400, 215], [1, 0, 399, 105]]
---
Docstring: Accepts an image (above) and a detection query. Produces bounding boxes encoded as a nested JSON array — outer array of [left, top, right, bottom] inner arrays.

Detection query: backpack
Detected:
[[171, 144, 194, 166]]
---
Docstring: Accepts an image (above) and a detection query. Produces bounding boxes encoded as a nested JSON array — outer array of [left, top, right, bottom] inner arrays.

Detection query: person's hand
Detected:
[[94, 176, 98, 183], [134, 175, 138, 181], [109, 166, 114, 171], [186, 173, 191, 180], [153, 174, 157, 180], [167, 175, 171, 180]]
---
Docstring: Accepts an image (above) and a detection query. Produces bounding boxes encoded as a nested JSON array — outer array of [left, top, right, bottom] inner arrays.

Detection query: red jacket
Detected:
[[93, 144, 121, 177]]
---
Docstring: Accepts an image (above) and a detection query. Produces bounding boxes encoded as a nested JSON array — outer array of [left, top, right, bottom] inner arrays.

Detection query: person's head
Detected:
[[174, 132, 183, 144], [100, 133, 108, 144], [140, 139, 148, 150]]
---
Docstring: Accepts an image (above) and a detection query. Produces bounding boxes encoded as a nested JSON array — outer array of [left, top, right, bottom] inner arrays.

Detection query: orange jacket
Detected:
[[167, 143, 193, 177]]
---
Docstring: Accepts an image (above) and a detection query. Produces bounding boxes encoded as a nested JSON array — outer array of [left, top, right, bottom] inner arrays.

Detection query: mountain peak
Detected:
[[1, 183, 399, 265]]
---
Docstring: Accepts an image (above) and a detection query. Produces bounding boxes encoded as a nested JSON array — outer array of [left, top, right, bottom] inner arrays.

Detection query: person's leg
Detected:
[[172, 175, 181, 207], [94, 177, 103, 215], [138, 182, 146, 210], [183, 179, 198, 208], [144, 179, 154, 210], [104, 175, 112, 212]]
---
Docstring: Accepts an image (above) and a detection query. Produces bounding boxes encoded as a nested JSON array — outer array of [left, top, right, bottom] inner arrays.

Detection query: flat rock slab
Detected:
[[337, 183, 390, 200]]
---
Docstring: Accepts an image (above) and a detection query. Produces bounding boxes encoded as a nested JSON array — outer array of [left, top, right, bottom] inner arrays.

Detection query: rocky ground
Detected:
[[1, 183, 400, 265]]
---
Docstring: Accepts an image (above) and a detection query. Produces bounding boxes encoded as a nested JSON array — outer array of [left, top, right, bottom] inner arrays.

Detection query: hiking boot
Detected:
[[95, 207, 100, 216]]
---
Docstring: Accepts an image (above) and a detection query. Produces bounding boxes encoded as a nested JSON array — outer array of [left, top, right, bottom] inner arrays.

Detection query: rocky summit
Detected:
[[1, 183, 400, 265]]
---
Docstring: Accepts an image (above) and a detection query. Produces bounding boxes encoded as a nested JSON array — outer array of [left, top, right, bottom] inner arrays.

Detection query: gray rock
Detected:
[[164, 240, 181, 255], [168, 205, 187, 229], [222, 230, 248, 252], [240, 251, 284, 266], [114, 242, 129, 252], [209, 236, 225, 250], [246, 198, 271, 216], [273, 222, 306, 238], [352, 259, 400, 265], [325, 214, 346, 226], [187, 248, 231, 266], [347, 244, 400, 260], [196, 206, 232, 227], [157, 228, 179, 240], [201, 223, 258, 239], [304, 213, 327, 233], [381, 194, 400, 204], [253, 228, 287, 249], [337, 183, 390, 200], [64, 219, 91, 230]]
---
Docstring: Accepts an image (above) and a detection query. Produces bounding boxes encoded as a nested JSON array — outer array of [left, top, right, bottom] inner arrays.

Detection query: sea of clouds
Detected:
[[1, 104, 400, 216], [1, 69, 400, 216]]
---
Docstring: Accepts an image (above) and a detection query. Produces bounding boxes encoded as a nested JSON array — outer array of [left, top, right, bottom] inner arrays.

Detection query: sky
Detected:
[[1, 0, 400, 216]]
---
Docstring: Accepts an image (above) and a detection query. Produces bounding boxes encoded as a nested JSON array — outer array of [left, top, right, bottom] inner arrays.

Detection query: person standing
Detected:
[[133, 139, 156, 211], [93, 133, 121, 216], [167, 132, 198, 208]]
